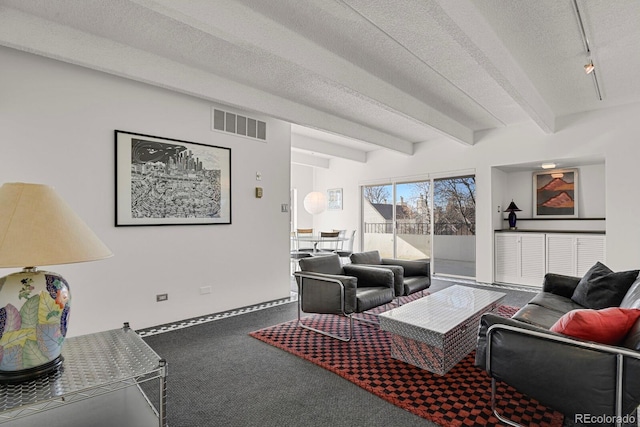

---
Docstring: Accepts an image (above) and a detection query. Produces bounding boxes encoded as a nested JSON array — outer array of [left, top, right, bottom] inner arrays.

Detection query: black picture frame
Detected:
[[115, 130, 231, 226]]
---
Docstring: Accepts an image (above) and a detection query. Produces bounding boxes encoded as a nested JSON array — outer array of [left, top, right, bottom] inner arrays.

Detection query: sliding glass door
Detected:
[[361, 175, 475, 278], [362, 180, 431, 261], [432, 176, 476, 278], [362, 184, 395, 258]]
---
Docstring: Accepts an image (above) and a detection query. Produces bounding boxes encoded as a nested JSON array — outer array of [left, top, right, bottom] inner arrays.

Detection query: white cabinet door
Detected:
[[546, 234, 576, 276], [576, 235, 606, 276], [495, 233, 545, 286], [546, 234, 605, 277], [519, 234, 546, 285], [495, 233, 519, 284]]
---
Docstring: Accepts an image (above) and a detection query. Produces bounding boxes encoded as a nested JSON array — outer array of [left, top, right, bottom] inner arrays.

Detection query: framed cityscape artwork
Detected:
[[327, 188, 343, 210], [115, 130, 231, 226], [533, 168, 578, 218]]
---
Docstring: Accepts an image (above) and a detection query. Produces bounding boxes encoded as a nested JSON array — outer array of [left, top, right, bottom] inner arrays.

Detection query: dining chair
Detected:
[[296, 228, 314, 252], [334, 230, 356, 264], [333, 229, 347, 250], [290, 231, 313, 272], [315, 231, 340, 254]]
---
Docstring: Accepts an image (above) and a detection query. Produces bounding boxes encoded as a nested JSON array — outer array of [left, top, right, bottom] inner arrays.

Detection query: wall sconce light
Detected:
[[541, 163, 556, 169], [504, 200, 522, 230]]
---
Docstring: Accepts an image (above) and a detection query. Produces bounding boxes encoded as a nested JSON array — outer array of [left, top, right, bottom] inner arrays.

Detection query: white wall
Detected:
[[291, 163, 314, 230], [0, 47, 292, 336], [311, 103, 640, 283]]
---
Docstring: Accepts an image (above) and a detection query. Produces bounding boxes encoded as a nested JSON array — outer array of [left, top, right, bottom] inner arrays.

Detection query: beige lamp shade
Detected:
[[0, 182, 113, 268], [303, 191, 326, 215]]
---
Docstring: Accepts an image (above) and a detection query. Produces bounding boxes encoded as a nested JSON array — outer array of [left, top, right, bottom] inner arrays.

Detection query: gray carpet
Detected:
[[142, 279, 537, 427]]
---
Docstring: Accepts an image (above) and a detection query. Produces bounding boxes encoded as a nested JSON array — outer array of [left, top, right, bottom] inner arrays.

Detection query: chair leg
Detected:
[[297, 297, 353, 342], [353, 302, 393, 326], [491, 378, 525, 427]]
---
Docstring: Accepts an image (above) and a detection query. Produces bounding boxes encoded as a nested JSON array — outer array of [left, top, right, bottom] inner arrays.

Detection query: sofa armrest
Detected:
[[343, 264, 394, 290], [481, 314, 640, 418], [542, 272, 581, 298], [348, 264, 403, 296], [476, 313, 548, 369], [294, 272, 358, 314], [381, 258, 430, 277]]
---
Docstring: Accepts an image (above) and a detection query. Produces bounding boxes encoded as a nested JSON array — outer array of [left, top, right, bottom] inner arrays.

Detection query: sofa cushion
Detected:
[[528, 292, 586, 313], [512, 303, 568, 329], [570, 262, 639, 309], [620, 276, 640, 309], [350, 250, 382, 265], [299, 254, 343, 275], [403, 276, 430, 296], [550, 307, 640, 345]]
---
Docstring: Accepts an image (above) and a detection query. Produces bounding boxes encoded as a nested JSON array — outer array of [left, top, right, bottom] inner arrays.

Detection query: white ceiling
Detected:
[[1, 0, 639, 166]]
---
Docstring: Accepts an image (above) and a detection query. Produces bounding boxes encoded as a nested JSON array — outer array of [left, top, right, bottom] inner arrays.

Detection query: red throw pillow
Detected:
[[550, 307, 640, 345]]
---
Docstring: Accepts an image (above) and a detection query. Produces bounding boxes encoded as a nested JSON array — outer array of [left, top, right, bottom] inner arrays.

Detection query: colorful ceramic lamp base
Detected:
[[0, 355, 64, 383], [0, 268, 71, 382]]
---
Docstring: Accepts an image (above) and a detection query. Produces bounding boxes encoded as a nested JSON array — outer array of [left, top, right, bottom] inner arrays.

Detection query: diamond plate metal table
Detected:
[[379, 285, 505, 375], [0, 323, 167, 426]]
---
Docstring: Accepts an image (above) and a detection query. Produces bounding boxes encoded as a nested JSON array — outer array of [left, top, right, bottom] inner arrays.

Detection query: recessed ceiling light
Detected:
[[541, 163, 556, 169]]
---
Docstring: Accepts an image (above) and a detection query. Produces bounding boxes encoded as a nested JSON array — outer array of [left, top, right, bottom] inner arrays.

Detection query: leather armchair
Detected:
[[349, 250, 430, 301], [295, 254, 394, 341]]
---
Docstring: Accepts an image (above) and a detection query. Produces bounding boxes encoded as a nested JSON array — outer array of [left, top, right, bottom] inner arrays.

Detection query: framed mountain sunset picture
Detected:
[[533, 169, 578, 218]]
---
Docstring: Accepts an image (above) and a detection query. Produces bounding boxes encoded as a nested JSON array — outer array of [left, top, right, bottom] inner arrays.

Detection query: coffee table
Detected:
[[379, 285, 505, 375]]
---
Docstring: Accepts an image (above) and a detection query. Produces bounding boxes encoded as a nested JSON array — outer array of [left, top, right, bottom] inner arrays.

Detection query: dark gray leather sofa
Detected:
[[476, 270, 640, 426]]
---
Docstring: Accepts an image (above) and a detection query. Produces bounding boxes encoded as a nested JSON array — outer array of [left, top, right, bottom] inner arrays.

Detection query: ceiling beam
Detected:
[[0, 6, 416, 156], [432, 0, 556, 134], [291, 151, 330, 169], [128, 0, 475, 145], [291, 134, 367, 163]]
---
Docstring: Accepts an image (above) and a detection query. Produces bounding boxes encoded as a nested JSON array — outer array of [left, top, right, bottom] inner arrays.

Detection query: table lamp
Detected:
[[504, 200, 522, 230], [0, 183, 112, 382]]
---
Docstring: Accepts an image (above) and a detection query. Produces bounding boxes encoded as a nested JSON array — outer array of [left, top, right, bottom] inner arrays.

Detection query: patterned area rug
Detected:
[[249, 305, 563, 427]]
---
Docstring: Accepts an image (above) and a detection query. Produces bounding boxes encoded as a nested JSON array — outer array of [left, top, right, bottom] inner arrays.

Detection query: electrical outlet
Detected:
[[200, 286, 212, 295], [156, 293, 168, 302], [281, 204, 289, 212]]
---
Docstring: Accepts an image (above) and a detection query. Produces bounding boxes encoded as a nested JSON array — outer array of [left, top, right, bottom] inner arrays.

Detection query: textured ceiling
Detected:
[[1, 0, 638, 165]]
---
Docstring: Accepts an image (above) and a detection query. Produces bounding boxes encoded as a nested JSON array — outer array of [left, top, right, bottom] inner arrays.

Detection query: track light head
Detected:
[[584, 62, 595, 74]]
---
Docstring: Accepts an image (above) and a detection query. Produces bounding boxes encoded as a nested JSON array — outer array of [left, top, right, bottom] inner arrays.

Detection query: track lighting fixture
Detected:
[[572, 0, 602, 100]]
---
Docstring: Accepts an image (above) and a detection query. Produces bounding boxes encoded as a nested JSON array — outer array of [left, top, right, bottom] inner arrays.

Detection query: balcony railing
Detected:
[[364, 222, 475, 236]]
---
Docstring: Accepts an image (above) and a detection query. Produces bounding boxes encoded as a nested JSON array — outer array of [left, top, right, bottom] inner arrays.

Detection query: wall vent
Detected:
[[212, 108, 266, 141]]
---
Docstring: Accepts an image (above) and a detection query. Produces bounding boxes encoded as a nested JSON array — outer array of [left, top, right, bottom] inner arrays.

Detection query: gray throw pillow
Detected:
[[571, 262, 640, 310], [620, 277, 640, 308]]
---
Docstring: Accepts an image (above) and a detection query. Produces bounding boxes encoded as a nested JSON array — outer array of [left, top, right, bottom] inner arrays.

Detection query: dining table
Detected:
[[292, 233, 348, 253]]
